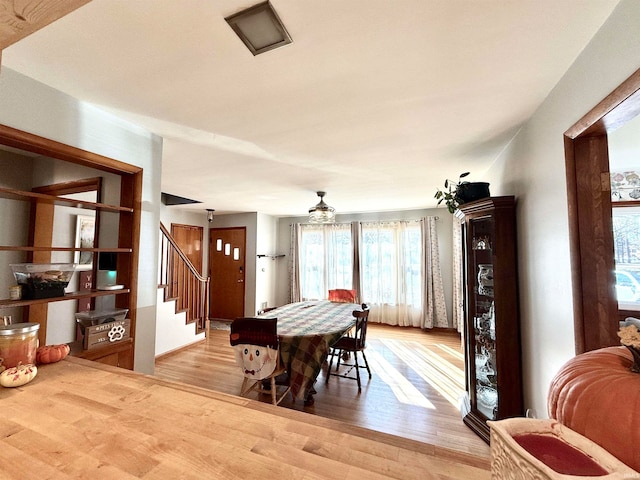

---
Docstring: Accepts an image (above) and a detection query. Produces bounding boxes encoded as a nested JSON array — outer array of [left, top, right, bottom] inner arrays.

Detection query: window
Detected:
[[294, 217, 446, 328], [613, 206, 640, 308], [299, 224, 352, 300], [360, 221, 422, 309]]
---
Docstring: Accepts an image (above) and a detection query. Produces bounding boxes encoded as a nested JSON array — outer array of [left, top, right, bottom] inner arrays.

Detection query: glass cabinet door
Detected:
[[459, 196, 521, 444], [468, 216, 497, 420]]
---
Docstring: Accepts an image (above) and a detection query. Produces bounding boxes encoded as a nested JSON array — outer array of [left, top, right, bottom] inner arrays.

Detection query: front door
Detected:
[[209, 227, 246, 320]]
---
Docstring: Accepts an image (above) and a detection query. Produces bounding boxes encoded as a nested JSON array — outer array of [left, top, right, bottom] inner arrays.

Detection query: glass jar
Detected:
[[0, 322, 39, 368]]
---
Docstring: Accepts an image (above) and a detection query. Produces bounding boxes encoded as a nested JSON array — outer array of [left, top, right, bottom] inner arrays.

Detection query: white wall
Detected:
[[0, 68, 163, 374], [486, 0, 640, 419], [256, 213, 279, 314], [275, 208, 454, 325]]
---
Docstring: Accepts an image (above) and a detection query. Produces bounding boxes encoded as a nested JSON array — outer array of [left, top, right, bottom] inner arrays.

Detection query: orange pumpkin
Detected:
[[548, 346, 640, 471], [36, 344, 70, 365]]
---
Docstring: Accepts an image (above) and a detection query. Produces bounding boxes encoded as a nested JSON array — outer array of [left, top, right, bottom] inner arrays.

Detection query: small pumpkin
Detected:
[[36, 344, 70, 365], [0, 363, 37, 387], [548, 346, 640, 472]]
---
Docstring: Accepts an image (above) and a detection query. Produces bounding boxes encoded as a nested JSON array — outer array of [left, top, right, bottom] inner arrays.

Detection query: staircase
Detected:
[[156, 222, 210, 356]]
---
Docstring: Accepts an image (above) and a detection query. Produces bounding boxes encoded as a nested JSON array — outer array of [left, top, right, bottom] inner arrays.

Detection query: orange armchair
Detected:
[[328, 289, 356, 303]]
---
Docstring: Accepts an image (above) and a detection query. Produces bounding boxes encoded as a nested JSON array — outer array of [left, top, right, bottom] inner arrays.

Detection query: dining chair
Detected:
[[325, 304, 371, 392], [328, 289, 357, 303], [257, 306, 278, 315], [229, 317, 291, 405]]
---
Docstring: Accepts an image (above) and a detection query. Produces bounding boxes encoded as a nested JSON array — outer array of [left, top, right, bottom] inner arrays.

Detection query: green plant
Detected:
[[434, 172, 470, 214]]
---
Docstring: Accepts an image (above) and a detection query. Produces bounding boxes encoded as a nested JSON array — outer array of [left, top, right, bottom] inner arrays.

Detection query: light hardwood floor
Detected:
[[154, 322, 491, 459]]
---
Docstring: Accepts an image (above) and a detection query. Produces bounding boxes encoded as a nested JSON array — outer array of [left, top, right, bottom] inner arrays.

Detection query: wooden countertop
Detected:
[[0, 357, 490, 479]]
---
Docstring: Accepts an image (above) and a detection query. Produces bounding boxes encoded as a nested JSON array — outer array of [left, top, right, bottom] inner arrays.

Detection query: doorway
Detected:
[[564, 68, 640, 352], [209, 227, 246, 320]]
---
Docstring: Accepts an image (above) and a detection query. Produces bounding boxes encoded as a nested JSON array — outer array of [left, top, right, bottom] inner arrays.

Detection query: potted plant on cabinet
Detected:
[[434, 172, 490, 214]]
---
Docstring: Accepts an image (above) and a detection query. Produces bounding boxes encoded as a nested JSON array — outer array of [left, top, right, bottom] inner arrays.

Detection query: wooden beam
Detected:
[[0, 0, 91, 50]]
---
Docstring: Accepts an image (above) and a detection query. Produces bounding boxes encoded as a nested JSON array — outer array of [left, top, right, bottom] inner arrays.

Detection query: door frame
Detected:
[[564, 68, 640, 353], [208, 226, 247, 320]]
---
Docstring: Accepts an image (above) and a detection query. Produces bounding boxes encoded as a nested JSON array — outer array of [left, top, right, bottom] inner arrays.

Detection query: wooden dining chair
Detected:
[[229, 317, 291, 406], [257, 306, 278, 315], [325, 304, 371, 392], [328, 289, 357, 303]]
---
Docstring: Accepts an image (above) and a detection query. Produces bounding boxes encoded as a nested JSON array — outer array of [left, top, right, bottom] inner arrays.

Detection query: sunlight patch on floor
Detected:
[[436, 342, 464, 361], [380, 338, 465, 408], [365, 349, 436, 409]]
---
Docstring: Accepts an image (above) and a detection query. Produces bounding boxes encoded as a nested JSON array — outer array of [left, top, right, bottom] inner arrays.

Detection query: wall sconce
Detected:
[[207, 209, 215, 223]]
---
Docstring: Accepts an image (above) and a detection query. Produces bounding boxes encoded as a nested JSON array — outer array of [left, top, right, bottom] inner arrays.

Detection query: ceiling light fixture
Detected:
[[206, 209, 215, 223], [224, 1, 292, 56], [308, 191, 335, 224]]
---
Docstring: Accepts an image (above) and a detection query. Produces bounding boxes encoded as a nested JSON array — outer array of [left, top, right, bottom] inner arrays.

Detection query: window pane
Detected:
[[360, 222, 422, 308], [613, 206, 640, 308], [299, 224, 352, 300]]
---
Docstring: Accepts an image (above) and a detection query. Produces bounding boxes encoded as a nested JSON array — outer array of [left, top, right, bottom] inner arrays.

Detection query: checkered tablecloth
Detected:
[[258, 301, 359, 401]]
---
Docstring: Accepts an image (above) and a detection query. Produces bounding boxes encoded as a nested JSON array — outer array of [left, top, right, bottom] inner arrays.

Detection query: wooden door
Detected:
[[171, 224, 203, 274], [209, 227, 246, 320], [170, 224, 204, 317]]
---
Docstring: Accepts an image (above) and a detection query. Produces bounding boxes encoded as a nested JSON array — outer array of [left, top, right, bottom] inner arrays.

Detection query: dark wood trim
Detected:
[[0, 288, 131, 308], [32, 177, 102, 197], [0, 124, 142, 175], [565, 69, 640, 139], [564, 135, 585, 352], [564, 67, 640, 353], [611, 201, 640, 208]]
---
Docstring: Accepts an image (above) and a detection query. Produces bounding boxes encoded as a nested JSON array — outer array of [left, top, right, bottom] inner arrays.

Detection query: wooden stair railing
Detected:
[[159, 222, 209, 334]]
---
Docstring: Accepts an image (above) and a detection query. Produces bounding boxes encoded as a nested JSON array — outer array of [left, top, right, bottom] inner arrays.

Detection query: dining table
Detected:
[[258, 300, 360, 404]]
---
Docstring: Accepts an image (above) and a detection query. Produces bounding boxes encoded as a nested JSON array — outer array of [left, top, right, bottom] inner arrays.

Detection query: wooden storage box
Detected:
[[83, 318, 130, 350]]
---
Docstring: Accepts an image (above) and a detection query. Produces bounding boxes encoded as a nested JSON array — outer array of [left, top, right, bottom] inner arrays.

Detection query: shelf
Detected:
[[0, 124, 142, 371], [69, 337, 134, 369], [0, 186, 133, 213], [0, 288, 130, 308], [0, 246, 132, 253]]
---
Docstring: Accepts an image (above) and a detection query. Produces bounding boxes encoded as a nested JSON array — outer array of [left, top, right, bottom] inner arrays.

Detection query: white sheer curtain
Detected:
[[289, 223, 301, 303], [297, 223, 353, 300], [360, 221, 423, 327], [422, 216, 448, 329], [452, 217, 465, 333]]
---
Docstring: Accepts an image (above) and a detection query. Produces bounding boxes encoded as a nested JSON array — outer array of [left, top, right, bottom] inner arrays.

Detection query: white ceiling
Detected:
[[1, 0, 619, 217]]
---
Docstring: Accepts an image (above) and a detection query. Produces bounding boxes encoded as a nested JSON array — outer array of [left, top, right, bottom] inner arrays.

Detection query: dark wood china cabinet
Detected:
[[456, 196, 523, 443]]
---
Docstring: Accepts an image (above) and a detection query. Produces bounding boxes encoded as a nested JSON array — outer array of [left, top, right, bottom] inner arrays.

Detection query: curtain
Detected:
[[421, 216, 448, 329], [289, 223, 301, 303], [360, 221, 422, 327], [351, 221, 361, 304], [298, 223, 353, 300], [452, 217, 464, 333]]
